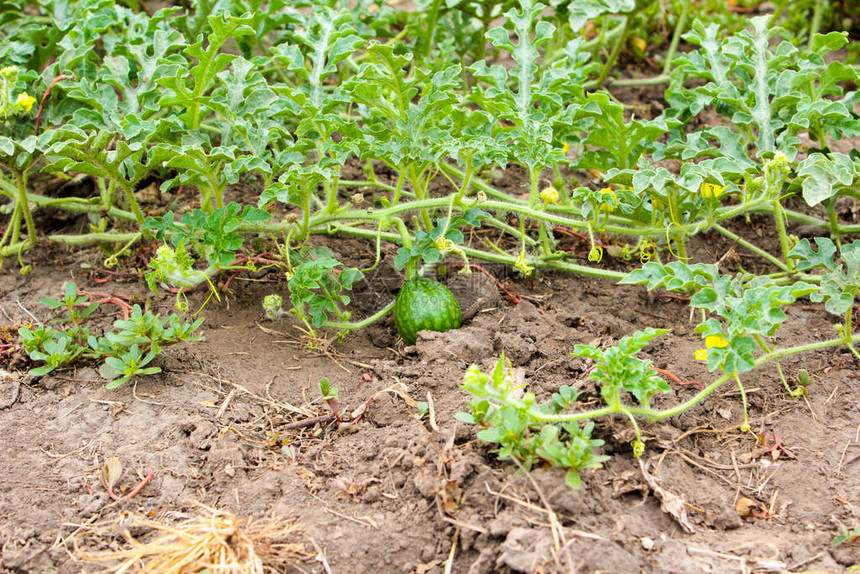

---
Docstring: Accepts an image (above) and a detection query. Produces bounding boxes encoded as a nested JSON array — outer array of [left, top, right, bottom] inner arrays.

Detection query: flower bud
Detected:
[[540, 186, 559, 205], [764, 151, 791, 194], [262, 294, 284, 320]]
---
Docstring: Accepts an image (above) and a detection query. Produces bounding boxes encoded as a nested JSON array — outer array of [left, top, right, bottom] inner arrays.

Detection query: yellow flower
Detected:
[[694, 334, 729, 361], [540, 186, 559, 205], [15, 92, 36, 113], [561, 142, 570, 155], [514, 250, 533, 276], [700, 182, 727, 199]]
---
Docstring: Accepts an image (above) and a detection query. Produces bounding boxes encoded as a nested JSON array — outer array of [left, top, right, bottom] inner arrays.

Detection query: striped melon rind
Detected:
[[394, 278, 462, 344]]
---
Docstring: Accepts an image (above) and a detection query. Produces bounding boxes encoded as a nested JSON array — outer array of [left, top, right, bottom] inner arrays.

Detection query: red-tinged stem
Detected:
[[90, 269, 139, 284], [450, 263, 522, 304], [79, 290, 133, 319], [34, 75, 75, 135], [650, 365, 703, 390], [123, 472, 154, 500], [280, 414, 336, 431]]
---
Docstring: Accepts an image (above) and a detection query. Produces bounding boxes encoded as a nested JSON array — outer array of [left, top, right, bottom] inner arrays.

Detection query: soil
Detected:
[[3, 91, 860, 573]]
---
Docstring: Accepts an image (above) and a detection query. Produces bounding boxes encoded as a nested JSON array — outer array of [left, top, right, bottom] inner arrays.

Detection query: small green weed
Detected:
[[20, 282, 203, 389]]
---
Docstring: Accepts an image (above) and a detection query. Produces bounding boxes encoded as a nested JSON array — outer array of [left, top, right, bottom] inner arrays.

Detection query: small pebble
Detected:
[[641, 537, 655, 551]]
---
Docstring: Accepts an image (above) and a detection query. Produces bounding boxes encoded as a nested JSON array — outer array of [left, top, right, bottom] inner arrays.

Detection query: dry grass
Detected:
[[75, 501, 310, 573]]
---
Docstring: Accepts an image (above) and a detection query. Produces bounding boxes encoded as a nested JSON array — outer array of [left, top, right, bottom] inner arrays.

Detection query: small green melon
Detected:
[[393, 278, 461, 344]]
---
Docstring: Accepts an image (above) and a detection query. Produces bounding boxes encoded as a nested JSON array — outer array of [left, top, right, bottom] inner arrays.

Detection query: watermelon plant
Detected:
[[0, 0, 859, 496]]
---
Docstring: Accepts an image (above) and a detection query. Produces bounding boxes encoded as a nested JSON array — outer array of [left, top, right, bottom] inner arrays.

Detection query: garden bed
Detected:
[[2, 0, 860, 572], [1, 208, 859, 573]]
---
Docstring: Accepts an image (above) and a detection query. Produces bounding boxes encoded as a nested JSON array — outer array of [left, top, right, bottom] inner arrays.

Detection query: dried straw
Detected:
[[75, 501, 310, 573]]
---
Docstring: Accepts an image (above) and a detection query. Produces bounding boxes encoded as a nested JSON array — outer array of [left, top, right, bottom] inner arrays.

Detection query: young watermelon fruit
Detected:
[[394, 277, 461, 344]]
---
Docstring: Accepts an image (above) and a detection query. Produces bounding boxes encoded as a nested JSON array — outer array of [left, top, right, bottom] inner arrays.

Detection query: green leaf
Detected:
[[105, 375, 132, 389], [29, 364, 57, 376], [394, 247, 414, 271], [667, 16, 858, 166], [157, 13, 256, 129], [796, 153, 858, 206], [0, 136, 14, 156], [565, 468, 582, 489], [454, 412, 476, 424], [573, 328, 670, 408], [477, 426, 505, 443], [274, 7, 363, 116], [567, 0, 636, 31], [810, 31, 848, 54], [788, 237, 838, 271], [573, 92, 678, 171], [465, 0, 578, 171], [339, 268, 363, 290], [619, 262, 669, 291], [795, 239, 860, 316]]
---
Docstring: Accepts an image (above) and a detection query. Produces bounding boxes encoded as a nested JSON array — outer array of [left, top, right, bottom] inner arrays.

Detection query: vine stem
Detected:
[[511, 336, 846, 425], [772, 359, 795, 396], [587, 15, 632, 90], [772, 199, 795, 271], [734, 375, 750, 430], [807, 0, 824, 51], [607, 75, 670, 88], [50, 232, 141, 245], [14, 171, 37, 249], [34, 74, 75, 135], [662, 0, 690, 76], [325, 223, 627, 281], [247, 194, 707, 241], [24, 192, 137, 221], [340, 179, 398, 194], [0, 240, 28, 258], [323, 300, 396, 332], [839, 319, 860, 363], [443, 162, 817, 242], [422, 0, 444, 61]]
